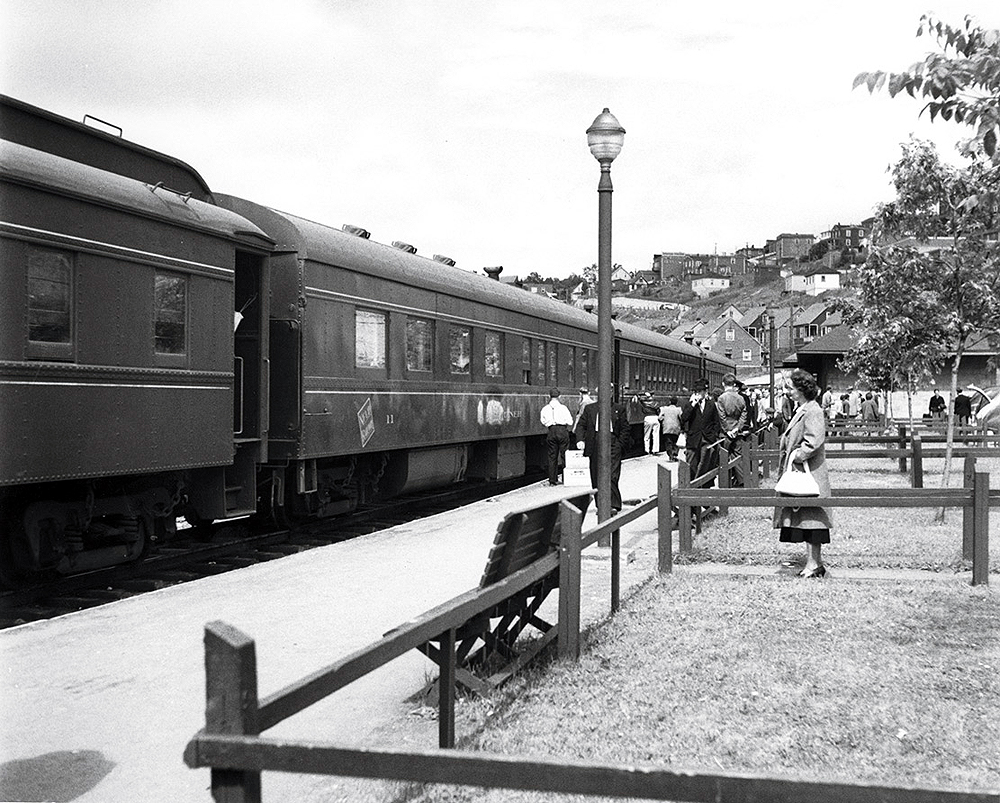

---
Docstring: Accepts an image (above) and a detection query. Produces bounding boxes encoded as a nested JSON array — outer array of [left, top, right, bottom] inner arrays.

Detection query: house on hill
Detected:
[[782, 267, 807, 293], [820, 222, 870, 255], [630, 270, 660, 290], [768, 233, 815, 263], [682, 317, 762, 378], [691, 273, 730, 298], [522, 282, 555, 296], [802, 264, 840, 295], [739, 306, 769, 341], [820, 309, 842, 336], [792, 302, 830, 346], [652, 252, 687, 281]]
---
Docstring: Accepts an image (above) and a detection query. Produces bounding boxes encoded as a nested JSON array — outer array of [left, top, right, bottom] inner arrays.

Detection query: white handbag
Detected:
[[774, 453, 820, 497]]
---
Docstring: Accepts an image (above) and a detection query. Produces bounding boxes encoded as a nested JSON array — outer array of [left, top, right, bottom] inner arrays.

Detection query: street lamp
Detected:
[[767, 313, 776, 408], [586, 108, 625, 561]]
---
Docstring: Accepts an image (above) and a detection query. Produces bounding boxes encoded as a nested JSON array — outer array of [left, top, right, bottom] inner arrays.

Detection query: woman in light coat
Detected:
[[773, 368, 832, 577]]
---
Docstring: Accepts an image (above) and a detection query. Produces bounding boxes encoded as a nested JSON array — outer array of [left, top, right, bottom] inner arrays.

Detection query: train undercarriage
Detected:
[[0, 474, 184, 587], [0, 437, 544, 588]]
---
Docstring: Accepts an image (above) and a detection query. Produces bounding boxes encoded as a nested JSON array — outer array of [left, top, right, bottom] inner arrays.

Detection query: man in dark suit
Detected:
[[573, 387, 631, 513], [680, 377, 722, 480], [954, 389, 973, 426]]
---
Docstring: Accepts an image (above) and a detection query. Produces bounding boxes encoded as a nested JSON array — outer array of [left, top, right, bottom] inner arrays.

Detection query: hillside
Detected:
[[616, 258, 858, 334]]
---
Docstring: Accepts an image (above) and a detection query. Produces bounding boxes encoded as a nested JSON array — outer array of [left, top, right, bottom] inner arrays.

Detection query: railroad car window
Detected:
[[567, 348, 575, 386], [522, 339, 531, 384], [547, 343, 557, 385], [27, 247, 73, 355], [580, 350, 588, 387], [450, 325, 471, 374], [536, 342, 545, 385], [154, 273, 187, 355], [406, 317, 433, 372], [355, 310, 387, 369], [485, 331, 503, 377]]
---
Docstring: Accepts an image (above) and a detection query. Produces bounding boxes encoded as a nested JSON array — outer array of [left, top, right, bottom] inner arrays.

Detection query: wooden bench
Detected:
[[415, 490, 593, 699]]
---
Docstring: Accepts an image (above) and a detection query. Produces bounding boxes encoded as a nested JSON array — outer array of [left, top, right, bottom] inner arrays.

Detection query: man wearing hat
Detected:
[[680, 377, 722, 479], [540, 388, 574, 485], [716, 373, 748, 487]]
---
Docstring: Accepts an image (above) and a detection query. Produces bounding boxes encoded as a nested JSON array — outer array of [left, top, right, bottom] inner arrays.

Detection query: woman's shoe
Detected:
[[803, 565, 827, 579]]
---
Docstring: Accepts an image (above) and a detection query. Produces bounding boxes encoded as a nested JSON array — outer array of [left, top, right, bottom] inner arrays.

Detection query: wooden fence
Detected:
[[184, 462, 996, 801], [748, 427, 1000, 489], [671, 460, 992, 586]]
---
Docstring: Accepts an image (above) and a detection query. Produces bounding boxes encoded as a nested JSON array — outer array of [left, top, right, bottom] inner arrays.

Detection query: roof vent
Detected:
[[433, 254, 456, 267], [342, 224, 371, 239], [484, 265, 503, 281], [392, 241, 417, 254]]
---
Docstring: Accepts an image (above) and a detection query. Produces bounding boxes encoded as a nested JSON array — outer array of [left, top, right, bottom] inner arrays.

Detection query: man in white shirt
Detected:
[[540, 388, 574, 485]]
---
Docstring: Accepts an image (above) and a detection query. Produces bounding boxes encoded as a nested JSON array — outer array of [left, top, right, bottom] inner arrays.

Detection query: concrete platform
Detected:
[[0, 455, 676, 803]]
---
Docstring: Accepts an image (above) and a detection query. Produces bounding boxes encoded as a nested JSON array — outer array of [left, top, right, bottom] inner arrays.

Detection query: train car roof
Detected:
[[1, 140, 272, 247], [0, 95, 214, 203], [216, 194, 732, 368]]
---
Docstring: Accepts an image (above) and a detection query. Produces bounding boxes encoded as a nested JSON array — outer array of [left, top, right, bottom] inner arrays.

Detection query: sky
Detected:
[[3, 1, 1000, 280]]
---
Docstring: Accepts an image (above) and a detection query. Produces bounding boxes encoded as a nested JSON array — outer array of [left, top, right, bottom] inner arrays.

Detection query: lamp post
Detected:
[[586, 108, 625, 554], [767, 313, 776, 408]]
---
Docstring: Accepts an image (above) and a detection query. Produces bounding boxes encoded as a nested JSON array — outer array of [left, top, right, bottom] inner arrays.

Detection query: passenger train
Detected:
[[0, 96, 733, 585]]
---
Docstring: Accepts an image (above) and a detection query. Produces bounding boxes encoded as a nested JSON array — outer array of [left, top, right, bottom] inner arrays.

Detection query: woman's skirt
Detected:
[[779, 526, 830, 545]]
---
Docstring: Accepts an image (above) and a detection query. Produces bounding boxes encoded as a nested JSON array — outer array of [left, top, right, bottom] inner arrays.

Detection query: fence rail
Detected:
[[185, 733, 996, 803]]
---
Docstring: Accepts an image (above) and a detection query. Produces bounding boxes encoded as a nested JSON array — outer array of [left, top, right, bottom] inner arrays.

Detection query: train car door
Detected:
[[227, 250, 269, 516]]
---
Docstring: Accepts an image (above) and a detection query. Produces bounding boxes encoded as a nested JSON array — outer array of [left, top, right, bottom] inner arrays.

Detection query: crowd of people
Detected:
[[540, 369, 834, 578], [539, 371, 994, 580]]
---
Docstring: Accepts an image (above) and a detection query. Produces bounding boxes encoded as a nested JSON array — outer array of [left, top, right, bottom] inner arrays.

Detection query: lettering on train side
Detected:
[[357, 398, 375, 446]]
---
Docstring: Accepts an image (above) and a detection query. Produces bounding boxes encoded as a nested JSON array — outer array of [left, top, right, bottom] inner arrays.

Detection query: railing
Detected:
[[747, 427, 1000, 488], [183, 459, 997, 800], [668, 461, 991, 586]]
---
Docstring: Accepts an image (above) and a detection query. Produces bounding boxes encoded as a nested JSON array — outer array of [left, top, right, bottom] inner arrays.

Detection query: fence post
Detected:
[[963, 455, 976, 561], [742, 444, 756, 490], [972, 471, 990, 586], [767, 427, 779, 472], [678, 459, 692, 554], [203, 621, 261, 803], [657, 462, 673, 575], [718, 444, 730, 516], [438, 628, 456, 748], [558, 500, 584, 660], [911, 433, 923, 489], [897, 424, 908, 473]]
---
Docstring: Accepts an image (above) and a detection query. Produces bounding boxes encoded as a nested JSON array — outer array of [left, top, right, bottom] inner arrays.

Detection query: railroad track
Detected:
[[0, 474, 544, 629]]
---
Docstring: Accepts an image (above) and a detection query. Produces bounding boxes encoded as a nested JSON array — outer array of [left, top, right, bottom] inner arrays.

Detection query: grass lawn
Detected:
[[397, 455, 1000, 802], [678, 455, 1000, 573]]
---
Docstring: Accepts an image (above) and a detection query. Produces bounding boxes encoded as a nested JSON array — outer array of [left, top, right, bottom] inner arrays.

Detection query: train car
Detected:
[[215, 195, 733, 520], [0, 97, 273, 583], [0, 95, 734, 584]]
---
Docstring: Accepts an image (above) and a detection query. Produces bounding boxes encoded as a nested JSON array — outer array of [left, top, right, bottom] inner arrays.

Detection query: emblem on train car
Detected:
[[357, 398, 375, 446]]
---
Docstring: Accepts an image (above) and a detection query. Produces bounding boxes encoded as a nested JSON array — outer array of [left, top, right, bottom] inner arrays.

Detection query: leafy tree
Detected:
[[861, 138, 1000, 506], [855, 14, 1000, 163], [834, 256, 949, 429], [807, 240, 830, 262]]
